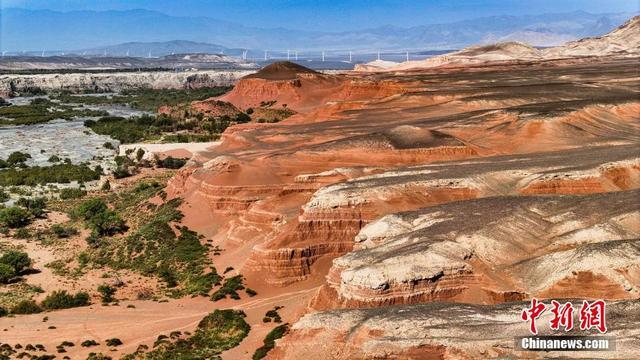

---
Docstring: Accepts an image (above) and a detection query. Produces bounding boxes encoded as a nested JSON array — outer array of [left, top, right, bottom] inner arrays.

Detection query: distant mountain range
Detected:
[[0, 8, 635, 53], [76, 40, 245, 58]]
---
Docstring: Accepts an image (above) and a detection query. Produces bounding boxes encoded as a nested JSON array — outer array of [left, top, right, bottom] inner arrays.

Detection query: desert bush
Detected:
[[11, 300, 42, 314], [97, 284, 116, 303], [105, 338, 123, 347], [0, 250, 32, 273], [13, 228, 31, 239], [156, 156, 187, 169], [81, 340, 99, 347], [16, 197, 46, 218], [0, 263, 15, 283], [0, 207, 32, 228], [253, 324, 289, 360], [41, 290, 90, 310], [51, 224, 79, 238], [6, 151, 31, 166], [59, 188, 87, 200]]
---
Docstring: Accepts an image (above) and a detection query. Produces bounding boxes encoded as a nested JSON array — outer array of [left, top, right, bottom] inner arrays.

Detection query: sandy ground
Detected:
[[119, 141, 221, 159]]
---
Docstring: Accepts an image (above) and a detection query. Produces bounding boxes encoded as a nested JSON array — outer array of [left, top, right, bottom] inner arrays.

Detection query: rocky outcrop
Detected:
[[271, 300, 640, 359], [0, 69, 253, 97], [314, 191, 640, 309]]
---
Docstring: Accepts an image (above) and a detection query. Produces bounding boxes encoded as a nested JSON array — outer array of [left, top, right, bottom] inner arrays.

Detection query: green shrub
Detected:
[[105, 338, 123, 347], [7, 151, 31, 166], [97, 284, 116, 304], [0, 306, 8, 317], [0, 250, 32, 273], [16, 197, 46, 218], [0, 263, 15, 283], [48, 155, 61, 163], [81, 340, 99, 347], [59, 188, 87, 200], [211, 275, 245, 302], [74, 198, 126, 236], [11, 300, 42, 314], [41, 290, 91, 310], [0, 188, 9, 202], [13, 228, 31, 239], [51, 224, 79, 238], [0, 206, 32, 228], [252, 324, 289, 360], [156, 156, 187, 169]]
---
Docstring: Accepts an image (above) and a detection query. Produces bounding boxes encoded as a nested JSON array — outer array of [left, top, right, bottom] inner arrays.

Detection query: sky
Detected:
[[1, 0, 637, 31]]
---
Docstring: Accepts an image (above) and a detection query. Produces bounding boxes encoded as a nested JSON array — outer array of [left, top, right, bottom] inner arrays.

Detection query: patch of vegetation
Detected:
[[0, 206, 32, 228], [59, 188, 87, 200], [0, 98, 108, 126], [76, 178, 215, 297], [11, 299, 42, 314], [0, 188, 9, 202], [211, 275, 245, 302], [0, 163, 100, 186], [97, 284, 116, 304], [262, 306, 283, 323], [0, 250, 32, 275], [50, 224, 79, 238], [105, 338, 123, 347], [73, 198, 127, 238], [125, 309, 250, 359], [252, 324, 289, 360], [54, 87, 232, 112], [84, 115, 163, 144], [6, 151, 31, 167], [161, 134, 214, 143], [40, 290, 90, 310], [81, 340, 100, 347], [156, 156, 187, 169], [15, 197, 46, 218]]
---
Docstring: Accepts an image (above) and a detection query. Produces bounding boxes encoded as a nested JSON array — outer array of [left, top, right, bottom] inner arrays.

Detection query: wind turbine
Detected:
[[264, 50, 268, 61], [148, 51, 152, 58], [287, 49, 290, 61], [349, 51, 352, 63], [377, 50, 380, 61], [406, 51, 409, 62], [42, 49, 45, 57], [322, 51, 325, 62], [126, 50, 129, 57], [295, 51, 298, 61]]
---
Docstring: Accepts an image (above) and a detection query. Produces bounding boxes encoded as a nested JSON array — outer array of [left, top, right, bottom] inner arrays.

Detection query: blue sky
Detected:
[[2, 0, 637, 31]]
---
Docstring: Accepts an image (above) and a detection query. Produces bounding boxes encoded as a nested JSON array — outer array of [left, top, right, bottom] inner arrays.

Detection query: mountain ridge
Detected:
[[1, 8, 634, 52]]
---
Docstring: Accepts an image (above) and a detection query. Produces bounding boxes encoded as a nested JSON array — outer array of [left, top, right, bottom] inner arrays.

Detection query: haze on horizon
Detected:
[[0, 0, 637, 52], [2, 0, 636, 31]]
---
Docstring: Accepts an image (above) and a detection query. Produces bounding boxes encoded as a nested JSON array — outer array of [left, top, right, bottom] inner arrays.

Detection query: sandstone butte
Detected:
[[157, 16, 640, 359]]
